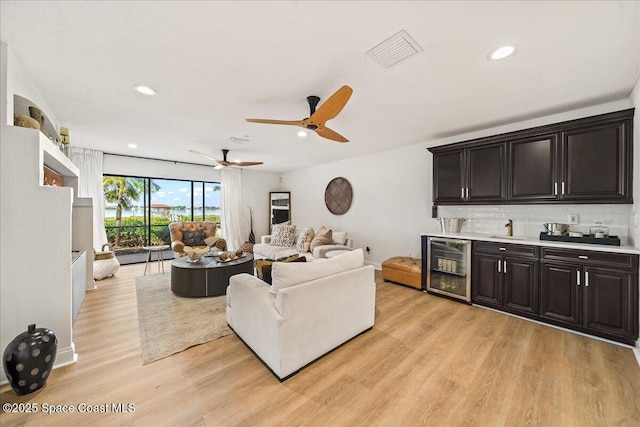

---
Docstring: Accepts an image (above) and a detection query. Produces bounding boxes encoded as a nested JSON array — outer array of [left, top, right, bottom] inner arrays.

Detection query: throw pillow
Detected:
[[332, 231, 348, 245], [270, 223, 296, 247], [255, 254, 306, 285], [295, 227, 315, 253], [182, 228, 205, 247], [309, 226, 332, 251]]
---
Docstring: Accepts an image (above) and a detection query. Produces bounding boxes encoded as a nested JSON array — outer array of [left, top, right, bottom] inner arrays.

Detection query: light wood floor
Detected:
[[2, 263, 639, 426]]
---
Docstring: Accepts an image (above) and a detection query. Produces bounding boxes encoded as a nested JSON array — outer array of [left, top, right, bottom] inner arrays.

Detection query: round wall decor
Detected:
[[325, 177, 353, 215]]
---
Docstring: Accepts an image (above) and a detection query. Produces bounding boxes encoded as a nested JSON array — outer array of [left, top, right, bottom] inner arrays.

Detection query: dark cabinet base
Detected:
[[470, 240, 638, 346]]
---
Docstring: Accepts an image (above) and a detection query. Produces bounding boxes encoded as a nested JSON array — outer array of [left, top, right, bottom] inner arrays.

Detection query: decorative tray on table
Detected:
[[539, 232, 621, 246]]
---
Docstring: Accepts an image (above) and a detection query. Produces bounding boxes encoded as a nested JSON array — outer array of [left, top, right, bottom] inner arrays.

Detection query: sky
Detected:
[[104, 178, 221, 208], [151, 179, 220, 207]]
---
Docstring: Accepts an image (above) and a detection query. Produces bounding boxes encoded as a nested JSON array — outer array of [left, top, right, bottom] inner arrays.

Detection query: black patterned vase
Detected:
[[3, 324, 57, 395], [248, 230, 256, 244]]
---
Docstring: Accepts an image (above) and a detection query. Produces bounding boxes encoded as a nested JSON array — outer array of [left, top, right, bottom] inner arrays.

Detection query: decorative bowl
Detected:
[[183, 246, 209, 262]]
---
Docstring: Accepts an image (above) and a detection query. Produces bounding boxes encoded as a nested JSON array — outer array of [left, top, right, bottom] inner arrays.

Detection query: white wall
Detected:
[[629, 75, 640, 357], [282, 98, 634, 268], [1, 43, 60, 129], [103, 154, 282, 240]]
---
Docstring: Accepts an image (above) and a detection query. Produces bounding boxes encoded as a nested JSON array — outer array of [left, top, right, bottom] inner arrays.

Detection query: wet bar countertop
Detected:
[[421, 231, 640, 255]]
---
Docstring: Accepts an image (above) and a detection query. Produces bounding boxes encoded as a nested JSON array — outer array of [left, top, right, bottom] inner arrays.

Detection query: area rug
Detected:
[[135, 273, 232, 364]]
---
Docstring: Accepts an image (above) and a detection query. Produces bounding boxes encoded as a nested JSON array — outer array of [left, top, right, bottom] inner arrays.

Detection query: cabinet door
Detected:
[[508, 135, 557, 201], [503, 257, 538, 316], [467, 144, 506, 201], [583, 267, 635, 340], [433, 150, 464, 203], [472, 253, 502, 307], [561, 120, 631, 201], [539, 262, 581, 327]]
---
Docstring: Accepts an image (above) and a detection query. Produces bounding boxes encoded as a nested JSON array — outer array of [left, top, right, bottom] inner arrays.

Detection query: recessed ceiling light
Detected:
[[297, 130, 307, 137], [133, 84, 157, 96], [488, 45, 515, 60], [127, 143, 138, 149]]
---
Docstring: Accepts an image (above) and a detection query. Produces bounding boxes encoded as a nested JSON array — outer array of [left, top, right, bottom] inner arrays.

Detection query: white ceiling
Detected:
[[1, 1, 639, 173]]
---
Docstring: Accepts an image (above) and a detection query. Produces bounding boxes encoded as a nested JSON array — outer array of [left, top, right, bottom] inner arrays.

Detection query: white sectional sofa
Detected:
[[226, 249, 375, 380], [253, 232, 353, 260]]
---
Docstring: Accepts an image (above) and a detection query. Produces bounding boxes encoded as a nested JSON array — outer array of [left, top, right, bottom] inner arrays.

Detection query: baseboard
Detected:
[[0, 342, 77, 386], [475, 304, 635, 350], [366, 261, 381, 270]]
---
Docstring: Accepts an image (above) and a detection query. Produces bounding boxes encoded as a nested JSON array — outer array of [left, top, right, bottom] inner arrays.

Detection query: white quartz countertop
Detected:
[[421, 231, 640, 255]]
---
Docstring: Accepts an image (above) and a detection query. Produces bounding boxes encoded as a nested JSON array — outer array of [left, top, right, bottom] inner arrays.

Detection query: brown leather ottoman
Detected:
[[382, 256, 422, 289]]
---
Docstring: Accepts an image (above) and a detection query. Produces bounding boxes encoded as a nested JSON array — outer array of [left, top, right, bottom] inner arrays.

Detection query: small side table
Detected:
[[143, 245, 170, 275]]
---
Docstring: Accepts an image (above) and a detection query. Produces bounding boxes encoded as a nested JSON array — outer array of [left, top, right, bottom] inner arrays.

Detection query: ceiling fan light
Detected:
[[488, 45, 515, 60], [297, 130, 308, 137]]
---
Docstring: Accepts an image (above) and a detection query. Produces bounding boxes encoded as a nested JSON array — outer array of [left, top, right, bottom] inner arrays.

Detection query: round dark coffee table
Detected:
[[171, 253, 254, 297]]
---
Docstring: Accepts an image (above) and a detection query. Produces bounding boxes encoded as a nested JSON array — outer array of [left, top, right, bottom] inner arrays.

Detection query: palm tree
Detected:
[[103, 177, 146, 248]]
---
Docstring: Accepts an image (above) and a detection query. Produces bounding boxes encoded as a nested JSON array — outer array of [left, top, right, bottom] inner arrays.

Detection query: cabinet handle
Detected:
[[466, 188, 469, 199], [578, 255, 588, 259], [497, 260, 501, 273], [585, 271, 589, 287], [562, 181, 565, 195], [554, 182, 558, 195], [503, 260, 507, 273], [577, 271, 581, 286], [461, 188, 465, 199], [499, 247, 506, 251]]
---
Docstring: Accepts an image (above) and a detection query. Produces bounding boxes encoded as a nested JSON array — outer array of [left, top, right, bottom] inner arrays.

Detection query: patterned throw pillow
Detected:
[[309, 226, 332, 251], [270, 223, 296, 247], [182, 229, 205, 247], [295, 227, 315, 253], [255, 254, 306, 285]]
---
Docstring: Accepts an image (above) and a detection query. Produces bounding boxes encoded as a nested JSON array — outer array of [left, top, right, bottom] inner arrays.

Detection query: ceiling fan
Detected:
[[189, 149, 263, 169], [246, 85, 353, 143]]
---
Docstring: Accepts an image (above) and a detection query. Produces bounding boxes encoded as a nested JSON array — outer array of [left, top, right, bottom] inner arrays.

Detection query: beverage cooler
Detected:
[[422, 236, 471, 303]]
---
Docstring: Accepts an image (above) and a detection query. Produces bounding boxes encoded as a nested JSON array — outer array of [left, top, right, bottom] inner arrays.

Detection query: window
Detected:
[[103, 175, 221, 253]]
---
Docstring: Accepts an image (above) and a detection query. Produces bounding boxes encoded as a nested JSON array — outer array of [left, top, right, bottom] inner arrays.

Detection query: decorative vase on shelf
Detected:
[[3, 324, 57, 395], [28, 107, 45, 129]]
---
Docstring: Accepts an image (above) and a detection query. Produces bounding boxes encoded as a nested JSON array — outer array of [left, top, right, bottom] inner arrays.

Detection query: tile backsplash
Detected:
[[438, 204, 632, 243]]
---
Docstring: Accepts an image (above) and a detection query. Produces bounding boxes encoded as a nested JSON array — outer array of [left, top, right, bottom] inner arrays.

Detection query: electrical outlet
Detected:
[[568, 214, 579, 224]]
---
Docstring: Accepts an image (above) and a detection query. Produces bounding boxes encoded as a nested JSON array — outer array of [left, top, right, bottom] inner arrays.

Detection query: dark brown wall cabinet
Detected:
[[430, 109, 634, 205], [472, 242, 539, 318], [433, 145, 506, 202], [539, 248, 638, 345]]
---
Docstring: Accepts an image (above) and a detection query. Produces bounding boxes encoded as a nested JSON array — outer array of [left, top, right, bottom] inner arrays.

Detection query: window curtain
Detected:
[[220, 167, 246, 251], [68, 147, 108, 251]]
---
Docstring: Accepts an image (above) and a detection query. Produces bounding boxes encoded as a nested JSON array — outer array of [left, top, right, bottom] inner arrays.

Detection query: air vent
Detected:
[[366, 30, 423, 68], [226, 136, 250, 144]]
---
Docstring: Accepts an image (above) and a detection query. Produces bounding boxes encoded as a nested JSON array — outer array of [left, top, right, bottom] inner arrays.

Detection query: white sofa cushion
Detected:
[[252, 243, 299, 260], [270, 248, 364, 295]]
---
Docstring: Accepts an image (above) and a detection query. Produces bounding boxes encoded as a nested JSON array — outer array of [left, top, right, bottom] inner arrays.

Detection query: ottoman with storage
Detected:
[[381, 256, 421, 289]]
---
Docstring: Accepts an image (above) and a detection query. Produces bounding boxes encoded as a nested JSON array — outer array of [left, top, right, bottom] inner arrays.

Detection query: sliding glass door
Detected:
[[103, 175, 221, 253]]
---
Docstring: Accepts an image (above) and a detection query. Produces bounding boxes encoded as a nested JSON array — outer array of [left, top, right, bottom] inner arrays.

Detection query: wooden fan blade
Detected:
[[315, 126, 349, 143], [189, 150, 222, 165], [310, 85, 353, 123], [245, 118, 305, 127], [231, 161, 264, 167]]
